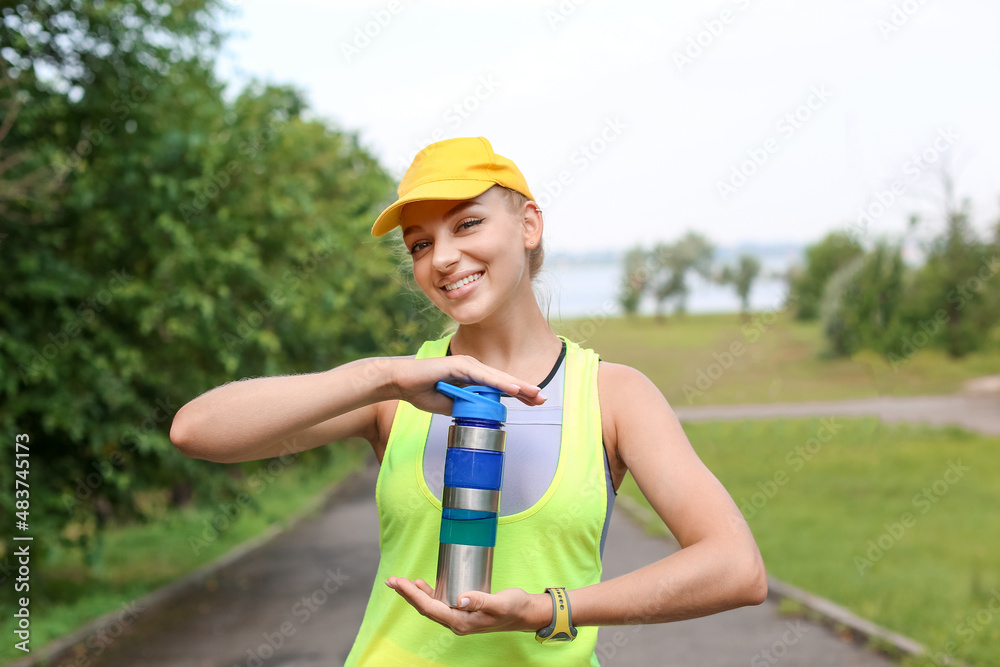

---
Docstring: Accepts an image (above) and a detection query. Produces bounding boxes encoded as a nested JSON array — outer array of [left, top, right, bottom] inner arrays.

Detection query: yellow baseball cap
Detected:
[[371, 137, 536, 237]]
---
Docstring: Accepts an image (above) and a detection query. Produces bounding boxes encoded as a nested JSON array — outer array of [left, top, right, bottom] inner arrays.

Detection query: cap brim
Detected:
[[371, 179, 497, 237]]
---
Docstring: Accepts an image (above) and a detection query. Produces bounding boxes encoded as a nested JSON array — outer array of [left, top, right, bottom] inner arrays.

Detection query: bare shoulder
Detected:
[[597, 361, 668, 410], [596, 361, 677, 483], [597, 361, 676, 432], [597, 361, 690, 474]]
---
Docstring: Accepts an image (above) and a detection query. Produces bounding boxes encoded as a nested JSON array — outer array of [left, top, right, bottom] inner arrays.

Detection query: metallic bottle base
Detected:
[[433, 543, 494, 607]]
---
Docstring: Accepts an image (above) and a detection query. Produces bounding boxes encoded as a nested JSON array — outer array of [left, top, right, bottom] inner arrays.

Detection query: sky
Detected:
[[213, 0, 1000, 254]]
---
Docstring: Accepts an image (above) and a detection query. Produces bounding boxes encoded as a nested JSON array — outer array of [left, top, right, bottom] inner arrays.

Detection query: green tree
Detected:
[[0, 57, 66, 224], [991, 210, 1000, 344], [820, 242, 906, 357], [790, 231, 864, 320], [719, 254, 762, 316], [903, 183, 996, 358], [0, 0, 438, 577], [649, 231, 714, 318], [617, 245, 649, 315]]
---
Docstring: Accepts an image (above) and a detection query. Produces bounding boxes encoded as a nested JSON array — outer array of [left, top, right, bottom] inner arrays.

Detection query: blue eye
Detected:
[[459, 218, 484, 230], [409, 241, 430, 255]]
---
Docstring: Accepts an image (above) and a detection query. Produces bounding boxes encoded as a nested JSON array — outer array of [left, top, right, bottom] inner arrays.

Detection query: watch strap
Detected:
[[535, 587, 578, 643]]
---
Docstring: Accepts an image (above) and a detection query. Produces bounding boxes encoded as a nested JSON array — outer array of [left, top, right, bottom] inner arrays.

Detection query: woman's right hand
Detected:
[[387, 355, 546, 416], [170, 353, 546, 464]]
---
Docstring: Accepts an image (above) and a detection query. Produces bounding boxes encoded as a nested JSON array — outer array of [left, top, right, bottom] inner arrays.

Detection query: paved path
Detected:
[[674, 393, 1000, 436], [77, 465, 895, 667], [49, 388, 1000, 666]]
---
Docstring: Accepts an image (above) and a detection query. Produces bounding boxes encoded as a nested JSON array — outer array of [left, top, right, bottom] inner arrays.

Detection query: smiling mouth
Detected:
[[443, 272, 483, 292]]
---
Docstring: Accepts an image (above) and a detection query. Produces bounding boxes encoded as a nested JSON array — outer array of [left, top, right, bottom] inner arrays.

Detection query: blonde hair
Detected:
[[493, 185, 551, 318], [493, 185, 545, 281]]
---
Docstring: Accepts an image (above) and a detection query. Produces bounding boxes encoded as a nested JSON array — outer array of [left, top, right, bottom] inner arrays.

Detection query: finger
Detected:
[[441, 374, 521, 400], [455, 590, 488, 612], [393, 577, 454, 622], [473, 375, 529, 400], [413, 579, 435, 596], [454, 376, 544, 407], [451, 358, 539, 400], [513, 386, 546, 406]]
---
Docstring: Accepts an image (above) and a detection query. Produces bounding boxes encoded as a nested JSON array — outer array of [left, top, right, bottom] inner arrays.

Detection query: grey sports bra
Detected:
[[422, 342, 617, 558]]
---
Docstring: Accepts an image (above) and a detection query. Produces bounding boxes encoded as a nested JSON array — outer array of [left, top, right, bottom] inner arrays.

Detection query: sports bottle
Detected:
[[433, 382, 507, 607]]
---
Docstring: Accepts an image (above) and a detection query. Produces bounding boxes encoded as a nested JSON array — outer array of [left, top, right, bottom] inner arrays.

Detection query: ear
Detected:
[[521, 202, 543, 249]]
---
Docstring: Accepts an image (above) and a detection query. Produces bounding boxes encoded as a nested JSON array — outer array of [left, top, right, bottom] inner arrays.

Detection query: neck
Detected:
[[449, 284, 561, 381]]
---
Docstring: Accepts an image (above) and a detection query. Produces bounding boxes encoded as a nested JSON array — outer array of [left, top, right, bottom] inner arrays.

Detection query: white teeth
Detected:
[[444, 273, 482, 292]]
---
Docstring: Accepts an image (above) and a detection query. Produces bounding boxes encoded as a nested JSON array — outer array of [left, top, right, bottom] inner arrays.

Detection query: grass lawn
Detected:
[[619, 418, 1000, 666], [554, 312, 1000, 406], [0, 443, 369, 665]]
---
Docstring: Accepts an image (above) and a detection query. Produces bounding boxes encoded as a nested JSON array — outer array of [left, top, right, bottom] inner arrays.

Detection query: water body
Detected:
[[539, 255, 795, 319]]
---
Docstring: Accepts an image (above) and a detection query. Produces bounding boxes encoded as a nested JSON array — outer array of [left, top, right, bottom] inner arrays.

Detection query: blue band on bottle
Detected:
[[443, 448, 504, 491], [454, 417, 501, 430]]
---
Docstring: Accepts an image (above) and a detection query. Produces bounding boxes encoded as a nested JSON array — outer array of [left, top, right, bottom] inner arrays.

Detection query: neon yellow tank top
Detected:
[[345, 335, 607, 666]]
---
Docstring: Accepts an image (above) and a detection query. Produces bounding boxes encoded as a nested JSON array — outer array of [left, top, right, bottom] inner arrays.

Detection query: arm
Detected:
[[564, 362, 767, 626], [170, 355, 545, 464], [387, 362, 766, 633], [169, 357, 394, 464]]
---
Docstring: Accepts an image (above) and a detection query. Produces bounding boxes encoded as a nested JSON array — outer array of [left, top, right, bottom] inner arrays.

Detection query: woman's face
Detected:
[[400, 187, 540, 326]]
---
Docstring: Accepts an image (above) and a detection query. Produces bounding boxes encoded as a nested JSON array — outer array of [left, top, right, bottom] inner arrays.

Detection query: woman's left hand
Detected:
[[385, 576, 544, 635]]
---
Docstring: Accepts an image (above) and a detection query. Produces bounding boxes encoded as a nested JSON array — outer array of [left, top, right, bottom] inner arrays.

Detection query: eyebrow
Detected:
[[401, 200, 481, 237]]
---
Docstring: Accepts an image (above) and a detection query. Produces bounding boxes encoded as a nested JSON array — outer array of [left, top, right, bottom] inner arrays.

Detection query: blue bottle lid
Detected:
[[435, 382, 507, 423]]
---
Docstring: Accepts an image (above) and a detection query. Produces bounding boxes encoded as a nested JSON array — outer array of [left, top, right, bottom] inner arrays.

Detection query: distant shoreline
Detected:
[[540, 249, 797, 318]]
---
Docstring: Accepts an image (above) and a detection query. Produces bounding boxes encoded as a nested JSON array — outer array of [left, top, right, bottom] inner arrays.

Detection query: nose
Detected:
[[430, 234, 461, 274]]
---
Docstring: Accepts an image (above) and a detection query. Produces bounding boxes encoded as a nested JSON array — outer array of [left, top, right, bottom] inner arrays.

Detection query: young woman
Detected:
[[170, 136, 767, 665]]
